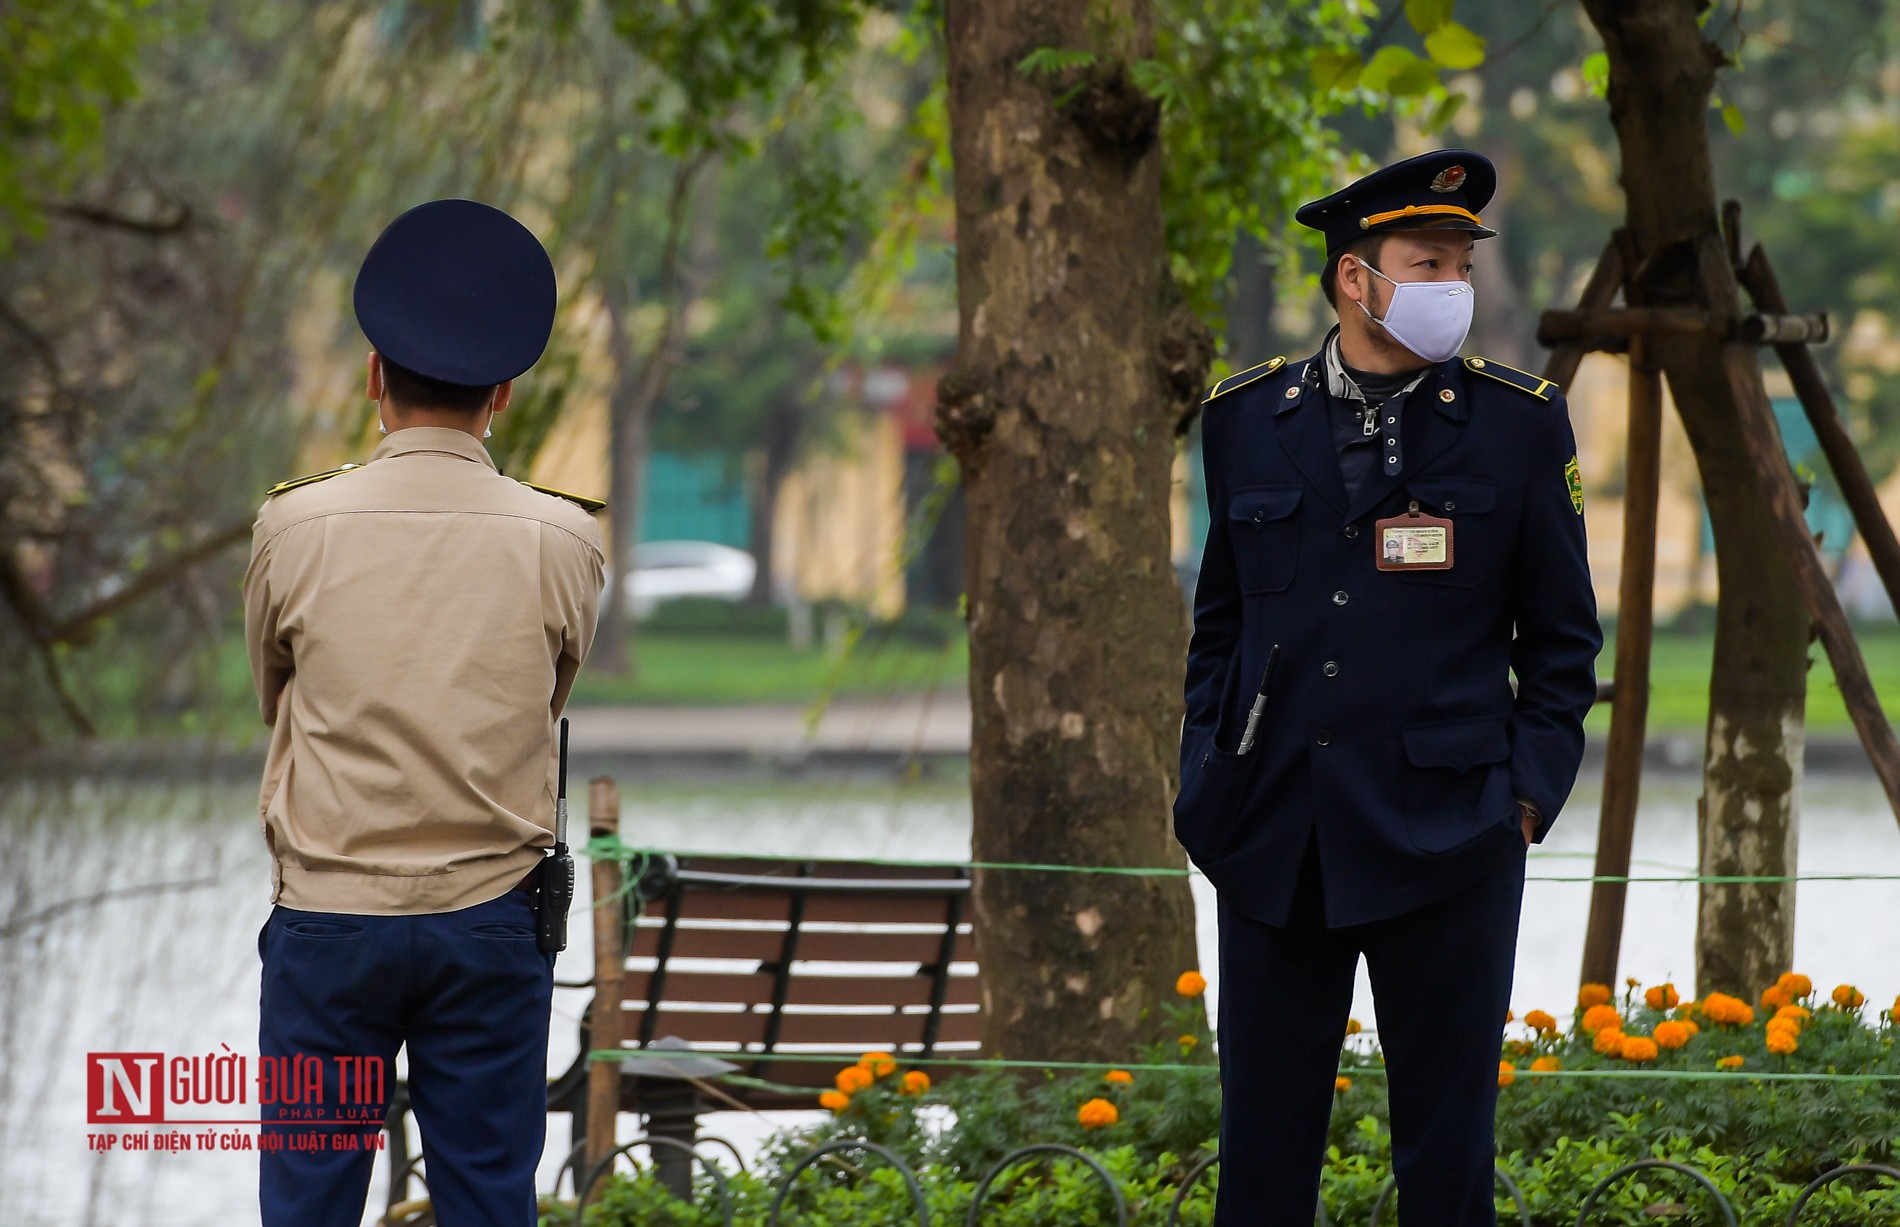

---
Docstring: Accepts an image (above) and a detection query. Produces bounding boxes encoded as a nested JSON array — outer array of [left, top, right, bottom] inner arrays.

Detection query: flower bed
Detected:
[[545, 973, 1900, 1226]]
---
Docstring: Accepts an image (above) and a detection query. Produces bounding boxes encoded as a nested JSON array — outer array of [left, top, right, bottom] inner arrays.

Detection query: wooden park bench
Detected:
[[376, 783, 982, 1215], [543, 783, 983, 1197]]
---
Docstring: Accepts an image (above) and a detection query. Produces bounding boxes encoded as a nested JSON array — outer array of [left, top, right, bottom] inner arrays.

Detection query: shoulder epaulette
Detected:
[[1463, 356, 1558, 401], [1202, 356, 1287, 406], [522, 481, 606, 513], [265, 464, 361, 498]]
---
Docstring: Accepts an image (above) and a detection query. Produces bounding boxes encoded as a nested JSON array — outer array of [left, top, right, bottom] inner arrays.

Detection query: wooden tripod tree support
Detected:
[[1547, 216, 1900, 989], [585, 778, 627, 1189]]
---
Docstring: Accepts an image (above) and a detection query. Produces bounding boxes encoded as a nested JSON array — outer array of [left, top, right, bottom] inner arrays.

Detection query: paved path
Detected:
[[567, 695, 976, 755]]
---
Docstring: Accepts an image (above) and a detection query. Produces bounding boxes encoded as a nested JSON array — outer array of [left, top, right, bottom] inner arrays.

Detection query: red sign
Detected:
[[88, 1053, 166, 1124]]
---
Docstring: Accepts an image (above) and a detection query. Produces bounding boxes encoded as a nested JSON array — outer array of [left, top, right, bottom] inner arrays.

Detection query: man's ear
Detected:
[[1337, 256, 1366, 308], [489, 379, 514, 417], [366, 352, 385, 402]]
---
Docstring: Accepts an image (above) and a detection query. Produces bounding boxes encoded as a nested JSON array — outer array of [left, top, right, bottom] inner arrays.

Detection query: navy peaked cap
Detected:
[[1295, 149, 1498, 257], [353, 199, 557, 387]]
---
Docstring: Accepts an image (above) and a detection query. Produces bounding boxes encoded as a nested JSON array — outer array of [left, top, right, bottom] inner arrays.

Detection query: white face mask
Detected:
[[1354, 261, 1474, 364]]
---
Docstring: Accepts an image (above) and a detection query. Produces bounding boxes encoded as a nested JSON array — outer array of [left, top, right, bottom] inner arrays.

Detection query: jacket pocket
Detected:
[[1398, 477, 1497, 589], [1401, 716, 1510, 773], [1228, 486, 1302, 594]]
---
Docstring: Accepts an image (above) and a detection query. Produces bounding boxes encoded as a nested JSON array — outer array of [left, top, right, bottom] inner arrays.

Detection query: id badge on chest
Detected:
[[1375, 500, 1455, 571]]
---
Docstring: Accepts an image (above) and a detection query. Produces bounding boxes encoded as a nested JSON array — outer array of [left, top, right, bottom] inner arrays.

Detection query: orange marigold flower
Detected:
[[860, 1051, 897, 1078], [900, 1070, 931, 1095], [1777, 973, 1813, 999], [819, 1090, 851, 1112], [1582, 1004, 1623, 1034], [1653, 1021, 1693, 1050], [1766, 1028, 1798, 1056], [1578, 983, 1613, 1009], [1717, 1055, 1745, 1070], [1593, 1027, 1626, 1056], [1766, 1018, 1800, 1044], [1892, 995, 1900, 1020], [1644, 984, 1680, 1011], [1833, 984, 1866, 1009], [1773, 1005, 1811, 1026], [1345, 1018, 1363, 1036], [1760, 985, 1789, 1011], [1104, 1069, 1134, 1085], [1077, 1098, 1119, 1129], [1334, 1076, 1352, 1094], [1176, 971, 1208, 998], [1530, 1056, 1562, 1073], [1626, 977, 1642, 988], [1504, 1040, 1533, 1057], [1498, 1061, 1516, 1088], [1620, 1036, 1660, 1063], [834, 1065, 873, 1094], [1681, 1019, 1700, 1038], [1506, 1010, 1515, 1023], [1702, 993, 1755, 1027], [1524, 1010, 1558, 1035], [1179, 1034, 1200, 1050]]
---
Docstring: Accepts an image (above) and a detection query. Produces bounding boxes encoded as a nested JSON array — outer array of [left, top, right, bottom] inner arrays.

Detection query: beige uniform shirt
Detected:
[[243, 427, 605, 915]]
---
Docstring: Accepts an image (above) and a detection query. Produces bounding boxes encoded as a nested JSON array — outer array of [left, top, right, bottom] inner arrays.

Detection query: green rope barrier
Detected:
[[585, 1048, 1900, 1083], [582, 836, 1900, 886]]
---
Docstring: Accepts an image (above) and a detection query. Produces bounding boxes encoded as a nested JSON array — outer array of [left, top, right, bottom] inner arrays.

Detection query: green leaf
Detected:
[[1359, 44, 1423, 93], [1311, 48, 1362, 93], [1581, 50, 1610, 98], [1404, 0, 1457, 35], [1422, 91, 1467, 136], [1721, 102, 1746, 134], [1017, 47, 1098, 78], [1423, 21, 1487, 71]]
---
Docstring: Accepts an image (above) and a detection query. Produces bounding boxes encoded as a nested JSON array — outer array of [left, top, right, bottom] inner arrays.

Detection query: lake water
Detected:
[[2, 766, 1896, 1226]]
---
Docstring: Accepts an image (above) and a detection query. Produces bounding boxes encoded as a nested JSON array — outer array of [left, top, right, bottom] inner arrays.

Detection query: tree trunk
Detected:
[[938, 0, 1209, 1061], [1581, 0, 1807, 996], [747, 395, 800, 606], [592, 278, 651, 678], [592, 156, 714, 675]]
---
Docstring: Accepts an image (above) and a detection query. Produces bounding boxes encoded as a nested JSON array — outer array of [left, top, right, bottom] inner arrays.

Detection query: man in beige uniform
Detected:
[[245, 199, 604, 1226]]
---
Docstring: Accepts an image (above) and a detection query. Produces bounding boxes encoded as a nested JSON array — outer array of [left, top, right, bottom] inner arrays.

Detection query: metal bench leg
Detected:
[[642, 1081, 700, 1203]]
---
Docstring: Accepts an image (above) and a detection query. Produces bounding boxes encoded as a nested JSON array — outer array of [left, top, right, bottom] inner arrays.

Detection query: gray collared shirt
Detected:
[[1322, 331, 1428, 502]]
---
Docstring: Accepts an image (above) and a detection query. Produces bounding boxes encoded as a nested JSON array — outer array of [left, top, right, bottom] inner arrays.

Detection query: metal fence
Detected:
[[384, 1142, 1900, 1226]]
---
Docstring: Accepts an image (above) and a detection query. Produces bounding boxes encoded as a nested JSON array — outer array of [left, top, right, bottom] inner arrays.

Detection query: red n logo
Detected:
[[87, 1053, 165, 1123]]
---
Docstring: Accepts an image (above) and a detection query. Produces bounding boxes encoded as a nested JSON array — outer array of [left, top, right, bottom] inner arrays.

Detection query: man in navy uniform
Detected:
[[245, 200, 605, 1226], [1174, 150, 1600, 1224]]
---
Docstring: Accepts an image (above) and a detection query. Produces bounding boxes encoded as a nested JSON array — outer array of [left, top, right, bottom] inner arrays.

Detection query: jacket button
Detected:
[[1332, 590, 1348, 606], [1444, 499, 1457, 512], [1343, 524, 1359, 540], [1252, 511, 1264, 523], [1315, 730, 1332, 746], [1323, 661, 1339, 677]]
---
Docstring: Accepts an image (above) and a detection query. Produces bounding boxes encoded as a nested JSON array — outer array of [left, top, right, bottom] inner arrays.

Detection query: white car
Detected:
[[609, 540, 757, 619]]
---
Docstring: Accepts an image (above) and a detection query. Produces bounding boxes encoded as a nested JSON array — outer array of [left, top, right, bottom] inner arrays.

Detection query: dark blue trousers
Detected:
[[1215, 834, 1525, 1226], [258, 889, 554, 1227]]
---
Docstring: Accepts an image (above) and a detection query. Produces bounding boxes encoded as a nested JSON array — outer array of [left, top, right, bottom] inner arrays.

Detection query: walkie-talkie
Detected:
[[535, 717, 575, 954]]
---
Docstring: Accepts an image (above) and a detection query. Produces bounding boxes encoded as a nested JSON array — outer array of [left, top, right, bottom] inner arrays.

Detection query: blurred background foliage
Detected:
[[5, 0, 1900, 747]]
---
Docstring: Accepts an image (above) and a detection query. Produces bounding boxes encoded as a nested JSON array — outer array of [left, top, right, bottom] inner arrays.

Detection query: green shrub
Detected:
[[542, 973, 1900, 1226]]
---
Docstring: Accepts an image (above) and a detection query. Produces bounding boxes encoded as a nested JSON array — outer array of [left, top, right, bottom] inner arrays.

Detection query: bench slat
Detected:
[[628, 925, 975, 964], [656, 890, 964, 926], [622, 969, 980, 1009], [631, 1007, 983, 1047]]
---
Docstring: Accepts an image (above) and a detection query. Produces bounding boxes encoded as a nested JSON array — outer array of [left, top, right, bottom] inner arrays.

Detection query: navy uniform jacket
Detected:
[[1173, 350, 1601, 927]]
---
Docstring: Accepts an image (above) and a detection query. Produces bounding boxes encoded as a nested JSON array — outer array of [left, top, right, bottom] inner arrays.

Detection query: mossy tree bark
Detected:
[[937, 0, 1209, 1060], [1581, 0, 1807, 995]]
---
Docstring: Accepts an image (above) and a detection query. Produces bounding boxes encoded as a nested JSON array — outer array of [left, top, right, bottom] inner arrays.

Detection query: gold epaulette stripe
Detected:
[[523, 481, 606, 513], [1202, 356, 1287, 405], [1463, 356, 1557, 401], [265, 464, 360, 498]]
